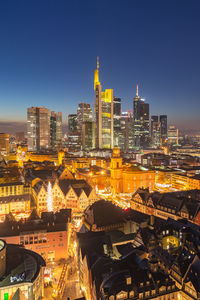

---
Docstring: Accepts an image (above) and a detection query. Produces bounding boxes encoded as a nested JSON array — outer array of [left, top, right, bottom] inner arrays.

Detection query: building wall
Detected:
[[156, 171, 200, 191], [0, 199, 30, 221], [122, 170, 155, 193], [36, 180, 97, 214], [3, 230, 68, 262], [0, 184, 30, 197]]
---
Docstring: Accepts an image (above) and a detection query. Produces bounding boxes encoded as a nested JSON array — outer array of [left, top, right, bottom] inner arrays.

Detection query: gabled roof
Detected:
[[184, 255, 200, 292], [0, 194, 33, 204], [59, 179, 92, 197], [85, 200, 126, 228]]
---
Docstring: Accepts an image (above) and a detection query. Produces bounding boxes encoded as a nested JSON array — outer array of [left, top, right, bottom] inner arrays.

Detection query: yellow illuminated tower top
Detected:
[[94, 56, 100, 90]]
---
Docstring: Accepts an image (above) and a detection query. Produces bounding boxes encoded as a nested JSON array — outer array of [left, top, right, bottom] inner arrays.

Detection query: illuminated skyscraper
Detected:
[[50, 111, 62, 148], [151, 116, 158, 136], [77, 103, 93, 131], [113, 97, 121, 146], [56, 112, 62, 146], [151, 115, 161, 147], [27, 107, 50, 151], [77, 103, 93, 146], [82, 121, 95, 150], [94, 58, 114, 149], [133, 85, 149, 149], [67, 114, 81, 151], [119, 111, 134, 151], [50, 111, 56, 147], [160, 115, 167, 144], [68, 114, 78, 132], [168, 126, 179, 145], [0, 133, 9, 156]]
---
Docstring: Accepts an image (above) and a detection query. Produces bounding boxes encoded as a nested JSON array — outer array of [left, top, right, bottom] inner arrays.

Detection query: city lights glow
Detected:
[[47, 181, 53, 212]]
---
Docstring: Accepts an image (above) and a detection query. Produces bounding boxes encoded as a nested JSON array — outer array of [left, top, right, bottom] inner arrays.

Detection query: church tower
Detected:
[[110, 147, 123, 194]]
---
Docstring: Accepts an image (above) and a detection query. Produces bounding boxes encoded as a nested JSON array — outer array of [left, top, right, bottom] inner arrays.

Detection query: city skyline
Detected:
[[0, 0, 200, 132]]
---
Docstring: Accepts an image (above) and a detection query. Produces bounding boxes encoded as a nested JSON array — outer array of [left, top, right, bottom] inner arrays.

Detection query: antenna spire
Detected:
[[136, 84, 139, 96], [97, 56, 99, 69]]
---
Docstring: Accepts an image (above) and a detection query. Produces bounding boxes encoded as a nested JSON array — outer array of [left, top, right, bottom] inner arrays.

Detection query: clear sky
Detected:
[[0, 0, 200, 132]]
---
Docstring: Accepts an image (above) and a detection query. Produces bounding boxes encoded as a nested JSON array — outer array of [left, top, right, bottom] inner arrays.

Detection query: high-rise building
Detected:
[[133, 85, 150, 149], [94, 57, 114, 149], [119, 111, 134, 151], [113, 97, 121, 147], [82, 121, 95, 150], [68, 114, 78, 132], [56, 112, 62, 146], [151, 116, 161, 147], [67, 114, 81, 151], [151, 116, 158, 136], [77, 103, 93, 147], [50, 111, 56, 148], [160, 115, 168, 144], [50, 111, 62, 148], [168, 126, 179, 145], [0, 133, 9, 156], [77, 103, 93, 131], [27, 107, 50, 151]]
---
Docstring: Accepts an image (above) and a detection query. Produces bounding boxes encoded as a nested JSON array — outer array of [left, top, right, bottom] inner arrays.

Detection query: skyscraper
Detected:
[[119, 111, 134, 151], [151, 116, 161, 148], [151, 115, 158, 136], [50, 111, 56, 148], [168, 126, 179, 145], [0, 133, 9, 156], [94, 58, 114, 149], [77, 103, 93, 147], [77, 103, 93, 131], [50, 111, 62, 148], [67, 114, 81, 151], [56, 112, 62, 147], [113, 97, 121, 147], [133, 85, 149, 149], [160, 115, 167, 144], [27, 107, 50, 151], [68, 114, 78, 132], [82, 121, 95, 150]]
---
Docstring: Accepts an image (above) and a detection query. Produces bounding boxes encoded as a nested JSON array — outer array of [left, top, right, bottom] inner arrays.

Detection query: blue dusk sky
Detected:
[[0, 0, 200, 132]]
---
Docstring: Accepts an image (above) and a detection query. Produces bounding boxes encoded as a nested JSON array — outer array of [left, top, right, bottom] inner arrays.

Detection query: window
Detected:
[[139, 293, 143, 299], [145, 291, 150, 297], [129, 291, 134, 298]]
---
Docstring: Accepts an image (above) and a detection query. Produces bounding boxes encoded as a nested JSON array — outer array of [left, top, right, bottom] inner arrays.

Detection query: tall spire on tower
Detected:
[[136, 84, 139, 97], [94, 56, 100, 90]]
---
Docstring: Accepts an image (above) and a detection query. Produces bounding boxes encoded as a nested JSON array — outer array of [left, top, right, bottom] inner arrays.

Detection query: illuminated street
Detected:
[[62, 262, 83, 300], [97, 190, 131, 210]]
